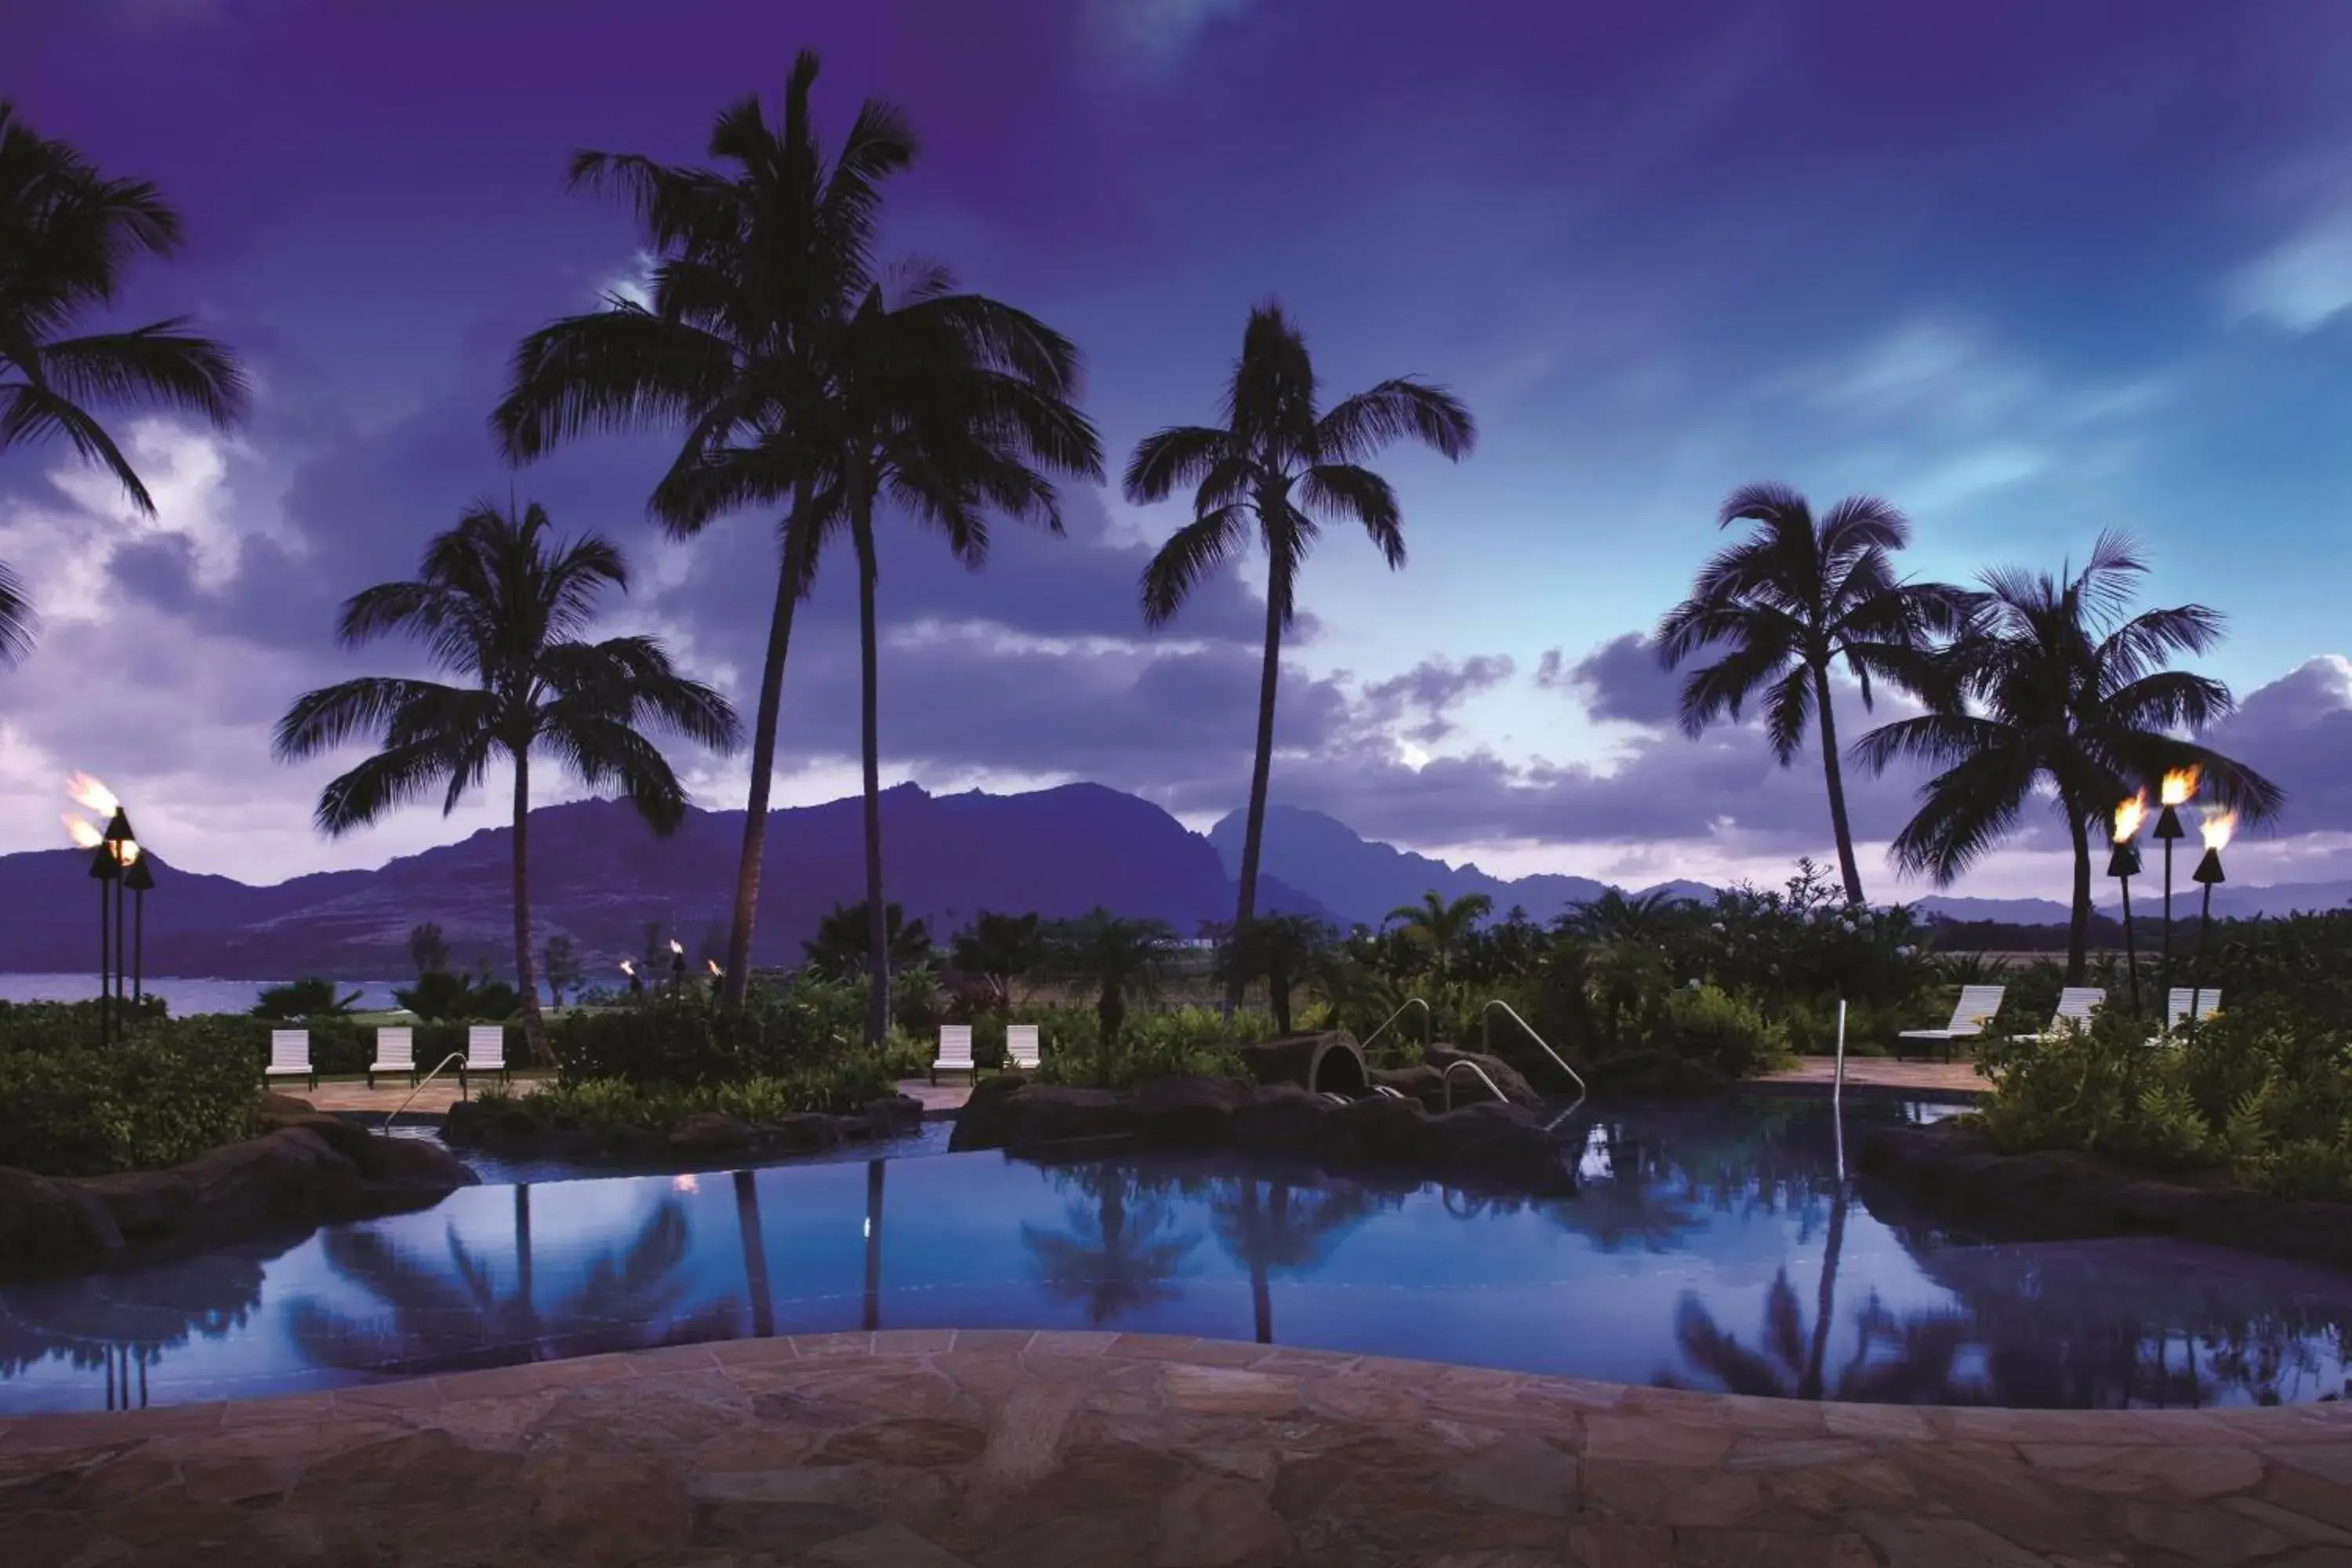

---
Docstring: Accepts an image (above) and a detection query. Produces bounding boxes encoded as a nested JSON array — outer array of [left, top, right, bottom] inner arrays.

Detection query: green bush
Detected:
[[0, 1015, 258, 1176], [492, 1057, 897, 1131], [549, 976, 870, 1088], [1976, 999, 2352, 1200], [1651, 984, 1790, 1078], [0, 996, 169, 1054]]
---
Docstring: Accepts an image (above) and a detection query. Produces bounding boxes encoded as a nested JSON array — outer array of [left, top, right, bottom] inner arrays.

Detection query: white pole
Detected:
[[1833, 996, 1848, 1183]]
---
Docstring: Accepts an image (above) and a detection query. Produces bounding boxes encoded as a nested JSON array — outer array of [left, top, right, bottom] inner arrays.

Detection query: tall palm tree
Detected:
[[789, 269, 1103, 1047], [1655, 484, 1965, 904], [1853, 531, 2281, 979], [0, 102, 249, 666], [1216, 912, 1332, 1032], [272, 502, 740, 1061], [1129, 303, 1475, 1013], [492, 52, 911, 1012], [1036, 909, 1178, 1083], [1383, 890, 1492, 975]]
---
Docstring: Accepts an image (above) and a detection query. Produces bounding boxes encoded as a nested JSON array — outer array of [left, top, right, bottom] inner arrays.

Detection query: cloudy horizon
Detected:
[[5, 0, 2350, 905]]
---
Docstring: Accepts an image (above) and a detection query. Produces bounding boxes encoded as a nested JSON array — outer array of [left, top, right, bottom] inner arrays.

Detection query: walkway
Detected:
[[2, 1332, 2344, 1566], [1757, 1058, 1986, 1097], [293, 1075, 549, 1116]]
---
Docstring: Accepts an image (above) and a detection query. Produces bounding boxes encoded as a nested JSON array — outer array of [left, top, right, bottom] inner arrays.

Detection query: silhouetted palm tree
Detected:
[[1655, 484, 1964, 904], [1129, 303, 1475, 1013], [0, 102, 249, 666], [950, 909, 1046, 1010], [1854, 532, 2281, 979], [1023, 1168, 1200, 1325], [801, 899, 931, 982], [1217, 913, 1333, 1032], [1384, 891, 1494, 976], [789, 267, 1104, 1048], [492, 53, 910, 1011], [272, 502, 740, 1060], [1560, 887, 1686, 946], [1037, 909, 1179, 1083]]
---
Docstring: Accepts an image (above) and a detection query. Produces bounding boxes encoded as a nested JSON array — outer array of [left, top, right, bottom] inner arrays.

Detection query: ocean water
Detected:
[[0, 974, 405, 1017]]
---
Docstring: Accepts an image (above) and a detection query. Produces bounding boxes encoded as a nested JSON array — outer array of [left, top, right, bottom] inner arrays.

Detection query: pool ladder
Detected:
[[377, 1052, 469, 1136]]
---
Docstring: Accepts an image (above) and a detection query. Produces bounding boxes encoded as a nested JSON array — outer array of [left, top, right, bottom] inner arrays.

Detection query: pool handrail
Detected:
[[1359, 996, 1432, 1057], [1439, 1058, 1511, 1112], [378, 1051, 469, 1135], [1481, 998, 1588, 1099]]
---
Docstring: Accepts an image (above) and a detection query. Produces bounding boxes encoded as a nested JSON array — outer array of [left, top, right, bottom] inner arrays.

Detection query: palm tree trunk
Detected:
[[1242, 1178, 1272, 1345], [2064, 800, 2093, 984], [855, 491, 889, 1051], [1801, 1185, 1847, 1399], [511, 749, 552, 1065], [1811, 664, 1865, 906], [722, 488, 814, 1010], [514, 1184, 536, 1359], [1227, 557, 1289, 1016], [862, 1159, 885, 1332], [734, 1169, 774, 1338]]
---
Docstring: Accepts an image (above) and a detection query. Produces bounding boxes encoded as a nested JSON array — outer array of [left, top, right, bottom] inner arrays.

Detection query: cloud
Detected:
[[2225, 204, 2352, 332], [2206, 655, 2352, 835], [1085, 0, 1258, 62], [1544, 633, 1681, 728]]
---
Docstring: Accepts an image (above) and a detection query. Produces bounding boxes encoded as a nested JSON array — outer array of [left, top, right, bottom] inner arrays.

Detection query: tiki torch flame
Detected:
[[2200, 808, 2237, 853], [61, 815, 102, 849], [2113, 792, 2147, 844], [706, 958, 721, 977], [619, 958, 636, 976], [65, 773, 119, 815], [668, 938, 684, 956], [2160, 768, 2200, 808]]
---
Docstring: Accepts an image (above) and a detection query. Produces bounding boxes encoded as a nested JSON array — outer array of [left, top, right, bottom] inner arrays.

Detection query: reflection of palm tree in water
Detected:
[[290, 1192, 726, 1377], [1208, 1175, 1383, 1343], [1545, 1123, 1708, 1254], [0, 1248, 267, 1407], [1023, 1167, 1200, 1326]]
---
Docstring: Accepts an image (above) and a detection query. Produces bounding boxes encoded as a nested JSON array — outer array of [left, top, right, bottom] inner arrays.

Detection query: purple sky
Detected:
[[4, 0, 2350, 900]]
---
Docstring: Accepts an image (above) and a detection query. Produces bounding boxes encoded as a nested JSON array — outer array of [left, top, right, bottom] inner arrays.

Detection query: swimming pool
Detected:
[[5, 1096, 2348, 1414]]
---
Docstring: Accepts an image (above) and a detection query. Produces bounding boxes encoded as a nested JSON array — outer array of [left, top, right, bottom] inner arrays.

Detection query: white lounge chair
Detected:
[[1895, 985, 2007, 1062], [1006, 1023, 1041, 1072], [458, 1024, 509, 1094], [2147, 987, 2223, 1047], [2010, 987, 2106, 1042], [368, 1025, 416, 1089], [931, 1024, 975, 1085], [265, 1028, 317, 1091]]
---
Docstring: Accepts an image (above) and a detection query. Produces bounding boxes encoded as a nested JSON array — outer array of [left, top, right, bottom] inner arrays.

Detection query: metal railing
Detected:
[[1439, 1058, 1511, 1112], [1482, 999, 1587, 1098], [378, 1052, 467, 1135], [1359, 996, 1432, 1058]]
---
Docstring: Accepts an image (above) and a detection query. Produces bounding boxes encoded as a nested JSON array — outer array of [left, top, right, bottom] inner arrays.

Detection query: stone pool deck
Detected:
[[5, 1333, 2348, 1566], [1755, 1058, 1985, 1097]]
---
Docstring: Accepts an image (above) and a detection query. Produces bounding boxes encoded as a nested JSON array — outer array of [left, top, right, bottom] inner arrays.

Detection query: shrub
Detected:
[[0, 1015, 258, 1176], [1651, 984, 1789, 1078], [496, 1057, 898, 1131], [251, 978, 361, 1020], [550, 977, 869, 1088]]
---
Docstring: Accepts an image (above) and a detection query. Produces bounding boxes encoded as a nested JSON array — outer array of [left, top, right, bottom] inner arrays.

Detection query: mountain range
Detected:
[[0, 784, 2341, 979]]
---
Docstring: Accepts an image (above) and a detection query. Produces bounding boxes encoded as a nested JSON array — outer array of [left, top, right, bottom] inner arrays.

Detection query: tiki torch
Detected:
[[620, 957, 643, 999], [2190, 807, 2233, 1026], [2153, 768, 2198, 1000], [669, 938, 687, 992], [2108, 792, 2146, 1017]]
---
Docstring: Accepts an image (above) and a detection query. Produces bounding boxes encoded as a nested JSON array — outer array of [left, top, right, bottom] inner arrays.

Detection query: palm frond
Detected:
[[1122, 424, 1232, 505], [1140, 505, 1250, 627]]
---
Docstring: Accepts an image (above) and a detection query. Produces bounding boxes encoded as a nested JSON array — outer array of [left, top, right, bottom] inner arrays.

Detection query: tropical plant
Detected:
[[408, 920, 451, 978], [1559, 887, 1689, 947], [1128, 303, 1475, 1011], [949, 909, 1046, 1010], [1382, 891, 1491, 976], [250, 978, 360, 1020], [271, 501, 740, 1062], [1216, 913, 1333, 1033], [801, 899, 931, 985], [494, 53, 898, 1011], [1655, 484, 1965, 903], [1854, 531, 2282, 978], [0, 101, 249, 668], [1036, 909, 1180, 1083], [542, 934, 583, 1007], [390, 970, 519, 1024]]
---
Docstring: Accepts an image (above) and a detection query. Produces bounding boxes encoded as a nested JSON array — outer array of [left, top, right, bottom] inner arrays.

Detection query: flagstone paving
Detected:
[[1757, 1058, 1986, 1096], [4, 1331, 2347, 1566]]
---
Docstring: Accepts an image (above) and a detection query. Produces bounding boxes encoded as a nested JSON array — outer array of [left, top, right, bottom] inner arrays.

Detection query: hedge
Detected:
[[0, 1014, 259, 1177]]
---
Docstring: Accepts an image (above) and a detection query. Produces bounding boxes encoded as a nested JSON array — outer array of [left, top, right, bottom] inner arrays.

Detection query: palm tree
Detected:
[[1560, 887, 1687, 946], [492, 53, 911, 1013], [800, 898, 931, 982], [949, 909, 1046, 1011], [1036, 909, 1179, 1083], [791, 268, 1103, 1048], [1655, 484, 1965, 904], [1217, 913, 1332, 1032], [271, 501, 741, 1061], [0, 102, 249, 666], [1853, 531, 2281, 979], [1383, 890, 1493, 975], [1129, 303, 1475, 1013]]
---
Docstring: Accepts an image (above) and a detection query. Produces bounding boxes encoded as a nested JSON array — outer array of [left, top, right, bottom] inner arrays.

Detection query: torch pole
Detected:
[[2160, 833, 2175, 1000], [132, 884, 144, 1007], [114, 872, 126, 1022], [98, 874, 111, 1048], [2118, 873, 2140, 1016]]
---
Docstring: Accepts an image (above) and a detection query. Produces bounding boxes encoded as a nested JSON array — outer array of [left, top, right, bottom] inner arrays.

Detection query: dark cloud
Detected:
[[1359, 655, 1515, 744], [2207, 656, 2352, 837], [1550, 632, 1682, 727]]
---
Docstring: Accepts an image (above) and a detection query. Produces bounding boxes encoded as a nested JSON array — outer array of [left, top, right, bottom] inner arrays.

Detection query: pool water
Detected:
[[5, 1097, 2348, 1414]]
